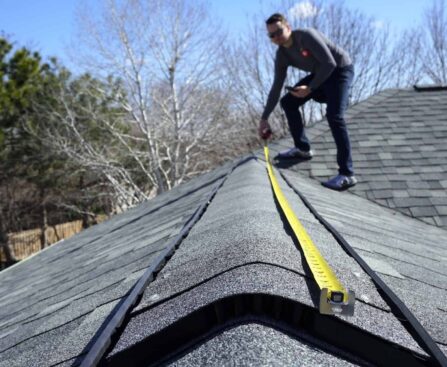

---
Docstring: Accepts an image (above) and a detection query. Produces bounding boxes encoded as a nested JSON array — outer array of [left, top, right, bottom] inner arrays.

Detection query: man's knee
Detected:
[[326, 107, 346, 125], [327, 113, 344, 123]]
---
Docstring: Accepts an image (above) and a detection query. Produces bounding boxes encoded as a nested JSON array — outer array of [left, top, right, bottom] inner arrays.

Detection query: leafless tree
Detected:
[[33, 0, 245, 211], [28, 73, 168, 212], [387, 28, 424, 88], [422, 0, 447, 84], [144, 0, 241, 188], [386, 0, 446, 88], [284, 0, 400, 103], [223, 19, 286, 139]]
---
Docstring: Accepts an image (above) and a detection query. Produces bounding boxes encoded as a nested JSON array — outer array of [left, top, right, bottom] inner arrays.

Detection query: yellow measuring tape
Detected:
[[263, 143, 355, 316]]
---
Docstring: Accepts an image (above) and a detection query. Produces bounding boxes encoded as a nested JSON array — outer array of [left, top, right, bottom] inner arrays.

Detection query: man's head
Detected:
[[266, 13, 292, 46]]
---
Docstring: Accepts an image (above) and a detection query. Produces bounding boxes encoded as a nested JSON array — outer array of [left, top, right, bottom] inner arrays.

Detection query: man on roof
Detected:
[[259, 13, 357, 190]]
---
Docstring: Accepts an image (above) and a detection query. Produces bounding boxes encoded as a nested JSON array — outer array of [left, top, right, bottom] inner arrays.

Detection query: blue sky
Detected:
[[0, 0, 435, 65]]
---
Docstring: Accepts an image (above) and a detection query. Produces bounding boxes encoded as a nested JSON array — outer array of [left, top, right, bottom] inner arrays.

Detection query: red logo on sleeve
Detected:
[[300, 48, 310, 57]]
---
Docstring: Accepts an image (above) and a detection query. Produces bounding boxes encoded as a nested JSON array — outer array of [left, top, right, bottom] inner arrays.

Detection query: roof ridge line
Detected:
[[74, 155, 256, 367], [413, 85, 447, 92]]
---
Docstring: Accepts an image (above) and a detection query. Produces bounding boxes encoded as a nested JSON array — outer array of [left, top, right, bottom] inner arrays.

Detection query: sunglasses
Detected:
[[268, 28, 284, 39]]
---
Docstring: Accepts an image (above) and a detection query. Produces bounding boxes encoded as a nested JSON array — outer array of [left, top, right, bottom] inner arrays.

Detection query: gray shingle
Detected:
[[393, 197, 433, 207], [407, 181, 432, 189], [410, 206, 439, 217], [372, 190, 394, 199], [407, 189, 434, 197], [369, 181, 393, 190], [169, 323, 361, 367]]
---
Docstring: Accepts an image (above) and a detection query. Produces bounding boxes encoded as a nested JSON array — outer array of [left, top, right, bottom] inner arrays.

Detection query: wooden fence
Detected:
[[0, 216, 109, 269], [0, 220, 83, 266]]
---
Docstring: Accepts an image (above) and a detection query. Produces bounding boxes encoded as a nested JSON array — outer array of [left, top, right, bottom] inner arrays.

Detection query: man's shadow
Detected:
[[272, 156, 312, 169]]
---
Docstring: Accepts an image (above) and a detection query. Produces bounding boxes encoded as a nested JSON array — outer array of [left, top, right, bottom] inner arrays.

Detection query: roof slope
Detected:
[[271, 86, 447, 229], [0, 161, 234, 367]]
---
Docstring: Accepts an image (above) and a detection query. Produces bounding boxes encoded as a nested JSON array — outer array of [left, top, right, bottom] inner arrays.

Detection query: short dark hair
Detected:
[[266, 13, 288, 25]]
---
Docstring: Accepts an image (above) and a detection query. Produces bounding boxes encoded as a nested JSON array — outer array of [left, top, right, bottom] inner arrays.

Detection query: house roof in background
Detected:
[[0, 87, 446, 366], [272, 86, 447, 229]]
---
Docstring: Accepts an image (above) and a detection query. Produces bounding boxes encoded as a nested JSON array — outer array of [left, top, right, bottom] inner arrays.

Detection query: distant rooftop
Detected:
[[413, 84, 447, 92], [268, 86, 447, 229]]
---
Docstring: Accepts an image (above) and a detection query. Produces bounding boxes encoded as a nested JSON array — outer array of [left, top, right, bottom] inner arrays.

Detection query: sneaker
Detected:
[[275, 147, 314, 160], [322, 174, 357, 191]]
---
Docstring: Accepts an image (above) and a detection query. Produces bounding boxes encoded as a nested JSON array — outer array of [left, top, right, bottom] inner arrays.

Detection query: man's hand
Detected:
[[258, 119, 272, 140], [289, 85, 311, 98]]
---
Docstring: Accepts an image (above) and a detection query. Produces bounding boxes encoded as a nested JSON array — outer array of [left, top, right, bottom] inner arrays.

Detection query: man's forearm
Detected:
[[262, 78, 284, 120], [261, 90, 278, 120]]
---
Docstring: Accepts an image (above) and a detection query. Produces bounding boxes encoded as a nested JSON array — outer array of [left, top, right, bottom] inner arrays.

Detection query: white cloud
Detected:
[[372, 20, 385, 29], [288, 1, 319, 20]]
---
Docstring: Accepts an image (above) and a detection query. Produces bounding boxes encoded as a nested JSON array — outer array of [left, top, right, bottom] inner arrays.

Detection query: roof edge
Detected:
[[413, 84, 447, 92]]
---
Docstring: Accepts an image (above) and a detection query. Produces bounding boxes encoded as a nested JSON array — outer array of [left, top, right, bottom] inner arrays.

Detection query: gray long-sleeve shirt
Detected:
[[261, 28, 352, 120]]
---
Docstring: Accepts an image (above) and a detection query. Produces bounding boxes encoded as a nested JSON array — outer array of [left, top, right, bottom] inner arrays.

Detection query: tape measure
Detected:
[[263, 143, 355, 316]]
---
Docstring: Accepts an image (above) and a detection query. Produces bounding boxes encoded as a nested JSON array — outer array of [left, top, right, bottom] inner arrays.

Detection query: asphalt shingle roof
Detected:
[[0, 162, 233, 367], [169, 323, 360, 367], [271, 86, 447, 228], [101, 158, 445, 366], [0, 87, 446, 366]]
